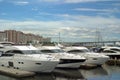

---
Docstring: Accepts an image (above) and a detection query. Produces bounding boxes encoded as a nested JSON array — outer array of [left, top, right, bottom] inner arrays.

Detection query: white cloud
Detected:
[[65, 0, 91, 3], [1, 0, 118, 4], [32, 8, 38, 11], [42, 0, 60, 2], [38, 0, 60, 2], [74, 8, 120, 13], [38, 12, 54, 16], [12, 1, 29, 5], [64, 0, 108, 3]]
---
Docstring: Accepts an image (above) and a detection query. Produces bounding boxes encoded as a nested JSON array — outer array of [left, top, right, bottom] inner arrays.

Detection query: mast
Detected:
[[59, 32, 60, 43], [95, 28, 103, 47]]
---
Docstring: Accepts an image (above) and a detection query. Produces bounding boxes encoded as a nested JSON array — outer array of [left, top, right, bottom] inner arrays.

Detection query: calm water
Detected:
[[0, 64, 120, 80]]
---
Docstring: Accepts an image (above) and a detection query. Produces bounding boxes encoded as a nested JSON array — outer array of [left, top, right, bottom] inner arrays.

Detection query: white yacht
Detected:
[[0, 45, 59, 73], [64, 46, 109, 66], [100, 46, 120, 59], [37, 46, 86, 69]]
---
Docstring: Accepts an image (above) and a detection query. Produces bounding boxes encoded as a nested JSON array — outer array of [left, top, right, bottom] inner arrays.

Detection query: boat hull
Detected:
[[0, 58, 59, 73], [56, 59, 86, 69], [56, 62, 82, 69], [84, 56, 109, 66]]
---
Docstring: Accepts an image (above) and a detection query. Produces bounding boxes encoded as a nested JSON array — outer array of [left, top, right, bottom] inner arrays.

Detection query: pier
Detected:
[[0, 66, 35, 78], [80, 64, 98, 70], [106, 59, 120, 66], [65, 40, 120, 47]]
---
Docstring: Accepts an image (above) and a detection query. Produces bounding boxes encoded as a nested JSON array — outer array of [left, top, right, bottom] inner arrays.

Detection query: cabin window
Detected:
[[111, 48, 120, 52], [18, 62, 24, 64], [1, 54, 14, 57], [36, 63, 41, 65], [5, 51, 11, 53], [67, 50, 86, 53], [41, 49, 64, 53], [8, 61, 14, 67], [16, 67, 19, 69], [103, 50, 116, 53], [0, 51, 3, 56], [11, 50, 23, 54], [41, 50, 53, 53], [93, 58, 97, 60], [22, 50, 41, 54], [5, 50, 23, 54]]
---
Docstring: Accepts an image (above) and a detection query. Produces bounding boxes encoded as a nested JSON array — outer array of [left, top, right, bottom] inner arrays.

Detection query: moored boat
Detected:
[[64, 46, 109, 66], [37, 46, 86, 69], [0, 45, 59, 73]]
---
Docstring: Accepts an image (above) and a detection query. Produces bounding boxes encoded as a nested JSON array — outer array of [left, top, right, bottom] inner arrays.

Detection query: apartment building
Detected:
[[0, 30, 51, 44], [0, 31, 6, 41]]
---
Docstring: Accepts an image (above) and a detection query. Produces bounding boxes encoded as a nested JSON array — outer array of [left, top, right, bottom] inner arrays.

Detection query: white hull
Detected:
[[84, 57, 109, 66], [80, 53, 109, 66], [0, 58, 58, 73], [55, 54, 86, 68]]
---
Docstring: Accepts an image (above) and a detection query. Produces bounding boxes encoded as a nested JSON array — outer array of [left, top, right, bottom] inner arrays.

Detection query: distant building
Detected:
[[0, 30, 51, 44], [0, 31, 6, 41]]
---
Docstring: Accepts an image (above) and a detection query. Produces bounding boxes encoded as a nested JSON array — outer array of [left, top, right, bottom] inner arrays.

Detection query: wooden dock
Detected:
[[0, 66, 35, 78], [106, 59, 120, 66], [80, 64, 98, 70]]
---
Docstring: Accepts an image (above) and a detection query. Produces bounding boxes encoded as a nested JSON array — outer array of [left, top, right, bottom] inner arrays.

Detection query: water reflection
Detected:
[[1, 69, 85, 80], [102, 64, 120, 80], [20, 74, 55, 80], [0, 64, 120, 80], [19, 69, 85, 80], [53, 69, 85, 80], [80, 64, 120, 80], [102, 64, 120, 74], [80, 67, 108, 78], [0, 74, 15, 80]]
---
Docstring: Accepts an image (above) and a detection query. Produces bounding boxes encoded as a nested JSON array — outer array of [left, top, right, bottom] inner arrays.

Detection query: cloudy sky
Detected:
[[0, 0, 120, 42]]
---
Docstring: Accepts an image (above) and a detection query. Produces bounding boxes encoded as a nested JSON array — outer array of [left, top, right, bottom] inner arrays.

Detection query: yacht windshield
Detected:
[[5, 50, 41, 54], [110, 48, 120, 52], [67, 49, 89, 54], [52, 49, 65, 53], [41, 49, 65, 53], [22, 50, 41, 54], [102, 50, 116, 53]]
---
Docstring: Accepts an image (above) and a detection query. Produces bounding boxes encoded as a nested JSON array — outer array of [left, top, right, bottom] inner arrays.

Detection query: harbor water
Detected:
[[0, 64, 120, 80]]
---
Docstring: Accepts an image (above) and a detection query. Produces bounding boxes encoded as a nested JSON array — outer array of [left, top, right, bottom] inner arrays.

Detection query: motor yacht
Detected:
[[0, 45, 59, 73], [37, 46, 86, 69], [100, 46, 120, 59], [64, 46, 109, 66]]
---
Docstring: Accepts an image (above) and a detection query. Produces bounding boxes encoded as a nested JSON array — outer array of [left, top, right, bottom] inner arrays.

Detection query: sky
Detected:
[[0, 0, 120, 42]]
